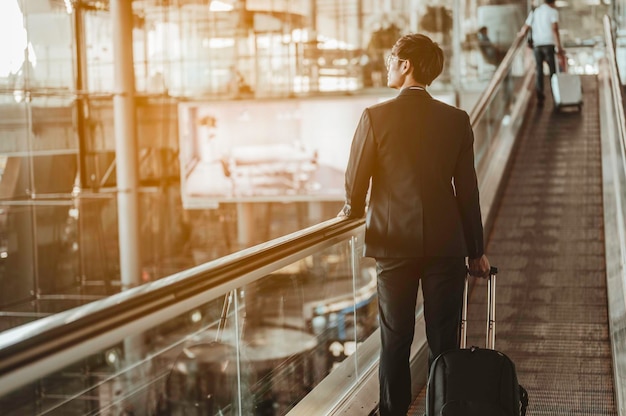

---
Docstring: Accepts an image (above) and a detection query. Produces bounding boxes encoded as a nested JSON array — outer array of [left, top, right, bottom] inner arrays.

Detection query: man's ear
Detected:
[[402, 60, 412, 77]]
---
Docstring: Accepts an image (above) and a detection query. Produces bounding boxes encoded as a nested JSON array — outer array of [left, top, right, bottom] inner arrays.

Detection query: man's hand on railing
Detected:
[[337, 205, 350, 218]]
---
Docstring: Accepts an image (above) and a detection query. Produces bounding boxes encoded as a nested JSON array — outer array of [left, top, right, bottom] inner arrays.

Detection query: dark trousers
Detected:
[[533, 45, 556, 98], [376, 257, 466, 416]]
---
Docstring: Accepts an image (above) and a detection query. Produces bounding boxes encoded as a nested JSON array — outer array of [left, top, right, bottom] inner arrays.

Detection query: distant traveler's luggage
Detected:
[[425, 267, 528, 416], [551, 62, 582, 111]]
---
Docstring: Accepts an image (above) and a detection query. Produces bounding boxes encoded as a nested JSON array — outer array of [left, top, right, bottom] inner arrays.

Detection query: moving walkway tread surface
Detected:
[[409, 75, 617, 415]]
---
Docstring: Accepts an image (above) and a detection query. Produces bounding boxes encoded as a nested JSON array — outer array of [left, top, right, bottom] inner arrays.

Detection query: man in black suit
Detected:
[[339, 33, 490, 416]]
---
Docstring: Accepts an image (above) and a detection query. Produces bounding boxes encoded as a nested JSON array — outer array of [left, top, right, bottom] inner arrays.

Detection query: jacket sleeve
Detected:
[[340, 109, 377, 219], [454, 113, 485, 259]]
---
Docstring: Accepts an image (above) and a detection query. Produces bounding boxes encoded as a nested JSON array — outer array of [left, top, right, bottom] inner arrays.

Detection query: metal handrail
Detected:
[[0, 215, 364, 395]]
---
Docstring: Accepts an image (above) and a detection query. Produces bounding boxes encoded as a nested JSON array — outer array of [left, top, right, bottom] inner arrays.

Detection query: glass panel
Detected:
[[139, 188, 197, 280], [33, 204, 81, 299], [0, 205, 36, 331], [20, 2, 74, 90], [473, 45, 533, 172], [235, 239, 358, 413], [164, 293, 243, 415], [0, 195, 118, 333], [30, 97, 77, 154], [256, 33, 292, 96], [83, 98, 114, 190], [0, 228, 372, 415], [31, 152, 78, 196], [77, 195, 119, 296], [0, 2, 27, 92], [85, 10, 114, 94], [0, 96, 77, 192], [0, 99, 30, 156]]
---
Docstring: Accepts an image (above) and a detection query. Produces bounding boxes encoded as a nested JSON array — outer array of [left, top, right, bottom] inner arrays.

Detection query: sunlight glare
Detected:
[[209, 1, 234, 12], [0, 1, 27, 77]]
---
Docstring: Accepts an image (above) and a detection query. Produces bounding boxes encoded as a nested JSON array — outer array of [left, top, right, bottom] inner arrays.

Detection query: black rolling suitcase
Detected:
[[425, 267, 528, 416]]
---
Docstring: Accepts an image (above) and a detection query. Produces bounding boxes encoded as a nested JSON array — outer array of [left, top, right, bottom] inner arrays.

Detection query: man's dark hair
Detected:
[[545, 0, 556, 4], [392, 33, 444, 86]]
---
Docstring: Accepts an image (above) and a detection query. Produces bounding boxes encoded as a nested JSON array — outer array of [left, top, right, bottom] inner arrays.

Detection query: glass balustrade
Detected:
[[0, 220, 381, 416]]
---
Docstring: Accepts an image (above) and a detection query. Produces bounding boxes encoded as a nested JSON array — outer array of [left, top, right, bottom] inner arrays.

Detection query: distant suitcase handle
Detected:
[[460, 266, 498, 350]]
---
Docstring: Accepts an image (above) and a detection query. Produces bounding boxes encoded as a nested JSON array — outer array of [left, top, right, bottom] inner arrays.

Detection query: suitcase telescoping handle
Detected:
[[460, 266, 498, 350]]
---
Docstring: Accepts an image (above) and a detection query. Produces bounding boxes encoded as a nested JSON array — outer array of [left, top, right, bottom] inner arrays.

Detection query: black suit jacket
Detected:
[[341, 88, 484, 259]]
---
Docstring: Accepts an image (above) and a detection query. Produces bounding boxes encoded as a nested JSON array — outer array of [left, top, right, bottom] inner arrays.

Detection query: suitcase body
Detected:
[[551, 72, 582, 111], [425, 268, 528, 416], [427, 347, 524, 416]]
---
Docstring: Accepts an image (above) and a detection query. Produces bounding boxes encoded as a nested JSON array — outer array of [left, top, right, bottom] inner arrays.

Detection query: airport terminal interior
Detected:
[[1, 0, 626, 415]]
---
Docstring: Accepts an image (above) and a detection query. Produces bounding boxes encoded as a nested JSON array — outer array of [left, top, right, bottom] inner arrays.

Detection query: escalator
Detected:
[[409, 75, 617, 415]]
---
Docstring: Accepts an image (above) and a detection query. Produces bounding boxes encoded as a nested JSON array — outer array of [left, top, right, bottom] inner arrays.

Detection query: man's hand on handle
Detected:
[[468, 254, 491, 278]]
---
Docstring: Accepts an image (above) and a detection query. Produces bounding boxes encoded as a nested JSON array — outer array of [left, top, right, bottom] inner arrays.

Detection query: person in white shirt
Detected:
[[523, 0, 565, 104]]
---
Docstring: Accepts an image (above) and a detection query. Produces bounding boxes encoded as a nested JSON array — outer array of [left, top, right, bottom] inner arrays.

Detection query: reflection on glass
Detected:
[[167, 342, 239, 415], [160, 235, 376, 414]]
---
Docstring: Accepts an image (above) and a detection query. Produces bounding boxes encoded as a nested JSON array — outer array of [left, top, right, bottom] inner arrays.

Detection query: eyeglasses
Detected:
[[386, 54, 407, 69]]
